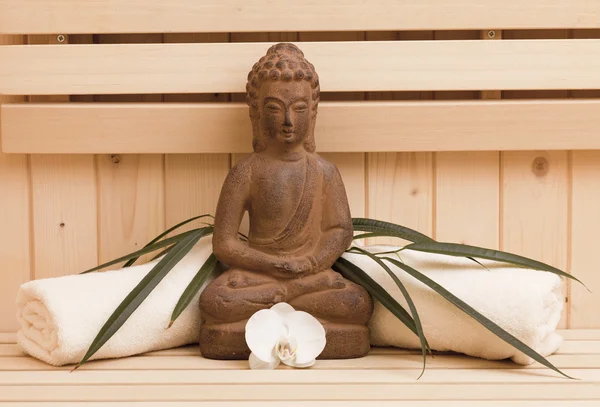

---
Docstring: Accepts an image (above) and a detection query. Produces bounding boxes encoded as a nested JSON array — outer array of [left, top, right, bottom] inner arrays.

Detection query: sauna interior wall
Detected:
[[1, 29, 599, 333]]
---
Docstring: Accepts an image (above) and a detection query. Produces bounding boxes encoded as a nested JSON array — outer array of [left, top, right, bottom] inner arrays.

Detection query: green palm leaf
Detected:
[[333, 257, 421, 341], [348, 247, 429, 379], [80, 228, 210, 274], [71, 229, 209, 371], [405, 241, 587, 289], [168, 253, 219, 328], [123, 214, 214, 267], [381, 255, 575, 380], [352, 218, 434, 243]]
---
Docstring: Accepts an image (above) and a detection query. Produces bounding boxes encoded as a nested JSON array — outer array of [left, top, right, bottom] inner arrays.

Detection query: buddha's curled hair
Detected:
[[246, 43, 320, 152]]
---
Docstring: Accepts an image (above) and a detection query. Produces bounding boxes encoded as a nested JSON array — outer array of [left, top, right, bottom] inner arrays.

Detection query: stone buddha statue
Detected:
[[199, 43, 373, 360]]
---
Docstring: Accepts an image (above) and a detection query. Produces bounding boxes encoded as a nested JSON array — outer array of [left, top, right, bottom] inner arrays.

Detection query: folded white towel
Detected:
[[342, 244, 565, 365], [15, 236, 214, 366], [16, 238, 564, 367]]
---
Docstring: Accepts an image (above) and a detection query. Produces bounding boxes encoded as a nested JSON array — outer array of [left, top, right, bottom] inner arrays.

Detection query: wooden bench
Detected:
[[1, 1, 600, 404]]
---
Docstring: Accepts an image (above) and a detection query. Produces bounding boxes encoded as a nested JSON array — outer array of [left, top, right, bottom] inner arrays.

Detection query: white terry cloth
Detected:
[[341, 244, 565, 365], [15, 236, 215, 367]]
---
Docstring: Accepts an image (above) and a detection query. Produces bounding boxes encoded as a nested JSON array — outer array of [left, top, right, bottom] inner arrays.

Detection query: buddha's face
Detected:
[[258, 80, 313, 149]]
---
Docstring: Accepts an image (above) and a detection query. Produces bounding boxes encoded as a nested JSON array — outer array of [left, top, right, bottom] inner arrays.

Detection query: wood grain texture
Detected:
[[435, 152, 499, 248], [0, 35, 28, 333], [570, 151, 600, 328], [164, 154, 229, 232], [97, 154, 165, 266], [501, 151, 569, 328], [30, 155, 98, 278], [2, 40, 600, 94], [6, 100, 600, 154], [366, 152, 433, 245], [2, 0, 599, 34]]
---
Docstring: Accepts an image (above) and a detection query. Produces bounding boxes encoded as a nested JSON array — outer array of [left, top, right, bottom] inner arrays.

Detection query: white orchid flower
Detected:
[[245, 302, 326, 369]]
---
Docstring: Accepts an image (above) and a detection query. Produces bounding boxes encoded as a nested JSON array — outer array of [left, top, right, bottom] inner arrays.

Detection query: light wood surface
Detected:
[[5, 100, 600, 154], [1, 40, 600, 94], [571, 151, 600, 328], [0, 35, 29, 333], [0, 334, 598, 403], [29, 155, 98, 278], [1, 0, 599, 34]]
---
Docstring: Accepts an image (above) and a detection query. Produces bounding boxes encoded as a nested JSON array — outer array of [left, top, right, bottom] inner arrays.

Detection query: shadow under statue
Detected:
[[198, 43, 373, 360]]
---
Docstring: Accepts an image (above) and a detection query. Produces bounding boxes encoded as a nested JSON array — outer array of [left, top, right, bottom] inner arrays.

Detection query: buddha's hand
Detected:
[[273, 256, 317, 278]]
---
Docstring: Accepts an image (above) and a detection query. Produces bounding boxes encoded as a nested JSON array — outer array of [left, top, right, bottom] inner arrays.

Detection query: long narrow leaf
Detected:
[[352, 218, 434, 243], [332, 257, 420, 339], [150, 244, 176, 261], [405, 241, 587, 289], [123, 214, 214, 267], [348, 247, 429, 379], [80, 228, 209, 274], [381, 255, 575, 380], [72, 230, 208, 371], [168, 254, 219, 328]]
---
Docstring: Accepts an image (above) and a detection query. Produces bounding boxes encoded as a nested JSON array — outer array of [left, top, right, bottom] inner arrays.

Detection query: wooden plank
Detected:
[[0, 404, 592, 407], [0, 36, 29, 334], [0, 333, 16, 343], [2, 353, 597, 371], [320, 153, 366, 218], [30, 155, 98, 278], [1, 368, 598, 385], [366, 152, 433, 245], [571, 151, 600, 328], [97, 154, 165, 266], [6, 100, 600, 154], [2, 0, 599, 34], [1, 380, 598, 402], [434, 152, 500, 247], [164, 154, 229, 233], [561, 330, 600, 340], [2, 40, 600, 94], [501, 151, 569, 328], [0, 344, 24, 357]]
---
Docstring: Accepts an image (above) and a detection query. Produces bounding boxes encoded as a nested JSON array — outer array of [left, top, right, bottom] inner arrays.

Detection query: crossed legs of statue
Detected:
[[199, 268, 374, 360]]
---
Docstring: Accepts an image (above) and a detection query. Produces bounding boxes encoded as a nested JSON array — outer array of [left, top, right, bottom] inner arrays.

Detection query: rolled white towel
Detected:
[[15, 235, 214, 367], [342, 244, 565, 365]]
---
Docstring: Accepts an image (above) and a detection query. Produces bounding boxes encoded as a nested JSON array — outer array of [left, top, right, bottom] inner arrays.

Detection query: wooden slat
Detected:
[[560, 330, 600, 340], [0, 333, 16, 343], [435, 152, 499, 247], [1, 0, 599, 34], [366, 152, 433, 245], [2, 353, 598, 371], [6, 100, 600, 154], [1, 380, 598, 402], [0, 35, 29, 333], [571, 151, 600, 328], [30, 155, 98, 278], [501, 151, 569, 328], [0, 404, 594, 407], [1, 40, 600, 94], [1, 368, 598, 385]]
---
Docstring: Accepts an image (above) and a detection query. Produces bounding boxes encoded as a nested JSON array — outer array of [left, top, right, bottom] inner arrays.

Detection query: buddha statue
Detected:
[[198, 43, 373, 360]]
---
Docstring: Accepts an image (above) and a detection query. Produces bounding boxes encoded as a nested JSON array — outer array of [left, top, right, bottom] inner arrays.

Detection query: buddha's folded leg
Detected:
[[199, 268, 287, 324], [286, 269, 374, 359], [198, 268, 286, 359]]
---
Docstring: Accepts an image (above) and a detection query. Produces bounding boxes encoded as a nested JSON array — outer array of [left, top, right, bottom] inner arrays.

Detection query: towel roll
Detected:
[[15, 236, 215, 366], [342, 244, 565, 365], [16, 239, 564, 366]]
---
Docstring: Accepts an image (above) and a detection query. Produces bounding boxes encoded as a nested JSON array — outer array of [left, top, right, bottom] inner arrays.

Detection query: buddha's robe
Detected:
[[199, 153, 372, 327]]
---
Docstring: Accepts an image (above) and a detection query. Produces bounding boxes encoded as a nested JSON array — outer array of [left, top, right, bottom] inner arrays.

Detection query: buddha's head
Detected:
[[246, 43, 320, 153]]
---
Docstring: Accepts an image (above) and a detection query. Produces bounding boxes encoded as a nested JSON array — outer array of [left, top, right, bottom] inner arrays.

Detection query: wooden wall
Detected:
[[1, 28, 599, 334]]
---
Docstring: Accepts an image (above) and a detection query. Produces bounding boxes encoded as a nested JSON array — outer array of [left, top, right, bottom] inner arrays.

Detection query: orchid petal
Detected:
[[270, 302, 295, 319], [249, 351, 280, 370], [285, 311, 326, 365], [281, 357, 316, 368], [245, 309, 286, 362]]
